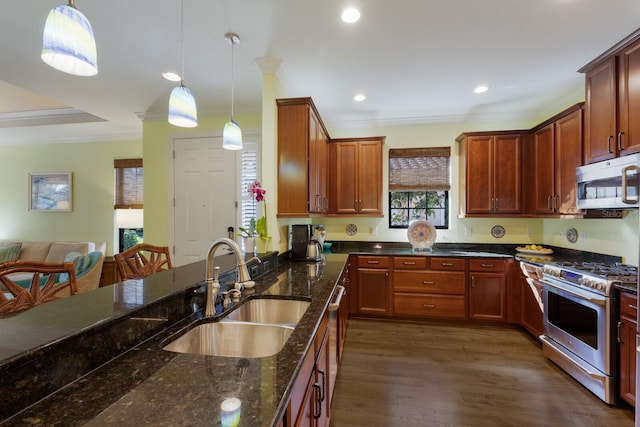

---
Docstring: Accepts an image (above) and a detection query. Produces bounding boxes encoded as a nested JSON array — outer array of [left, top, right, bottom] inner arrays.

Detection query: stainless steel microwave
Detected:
[[576, 153, 640, 210]]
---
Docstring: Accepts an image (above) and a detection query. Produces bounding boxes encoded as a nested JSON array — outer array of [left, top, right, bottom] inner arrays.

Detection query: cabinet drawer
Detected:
[[393, 271, 465, 295], [393, 257, 429, 270], [431, 257, 466, 271], [620, 291, 638, 320], [357, 256, 390, 268], [394, 293, 466, 319], [469, 259, 506, 272]]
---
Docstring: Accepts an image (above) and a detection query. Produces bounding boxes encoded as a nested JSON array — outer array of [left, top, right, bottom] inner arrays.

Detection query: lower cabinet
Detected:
[[393, 256, 466, 319], [469, 259, 507, 321], [520, 273, 543, 338], [289, 312, 331, 426], [355, 256, 391, 316], [619, 291, 637, 407]]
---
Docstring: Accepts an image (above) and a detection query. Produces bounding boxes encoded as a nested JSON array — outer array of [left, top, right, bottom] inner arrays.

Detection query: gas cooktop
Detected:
[[543, 261, 638, 296]]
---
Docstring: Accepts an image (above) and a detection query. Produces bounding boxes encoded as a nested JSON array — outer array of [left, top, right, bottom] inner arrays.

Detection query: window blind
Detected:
[[240, 150, 258, 229], [114, 158, 143, 209], [389, 147, 451, 191]]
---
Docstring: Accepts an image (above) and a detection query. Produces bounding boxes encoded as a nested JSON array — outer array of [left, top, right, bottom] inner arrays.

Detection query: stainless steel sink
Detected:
[[224, 298, 310, 325], [163, 322, 294, 358]]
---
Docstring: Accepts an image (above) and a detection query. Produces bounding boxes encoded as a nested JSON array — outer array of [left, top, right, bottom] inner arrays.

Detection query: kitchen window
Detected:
[[388, 147, 450, 228]]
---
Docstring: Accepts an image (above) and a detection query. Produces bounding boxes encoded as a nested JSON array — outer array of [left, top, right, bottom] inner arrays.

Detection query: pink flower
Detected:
[[248, 180, 267, 202]]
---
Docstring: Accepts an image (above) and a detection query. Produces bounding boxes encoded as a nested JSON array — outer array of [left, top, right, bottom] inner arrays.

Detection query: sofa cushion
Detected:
[[59, 252, 98, 282], [19, 242, 53, 262], [0, 243, 22, 263], [45, 243, 89, 263]]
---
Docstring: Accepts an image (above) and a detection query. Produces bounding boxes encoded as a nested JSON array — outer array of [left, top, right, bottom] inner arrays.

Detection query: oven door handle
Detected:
[[543, 280, 605, 306]]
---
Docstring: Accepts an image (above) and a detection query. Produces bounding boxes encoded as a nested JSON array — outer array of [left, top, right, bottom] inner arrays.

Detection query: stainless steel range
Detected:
[[541, 261, 638, 405]]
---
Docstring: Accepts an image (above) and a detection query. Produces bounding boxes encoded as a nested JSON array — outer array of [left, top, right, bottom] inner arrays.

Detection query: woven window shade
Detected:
[[389, 147, 451, 191], [114, 158, 143, 209]]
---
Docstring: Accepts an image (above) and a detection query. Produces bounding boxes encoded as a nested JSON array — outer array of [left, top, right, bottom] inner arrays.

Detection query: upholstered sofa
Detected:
[[0, 240, 106, 294]]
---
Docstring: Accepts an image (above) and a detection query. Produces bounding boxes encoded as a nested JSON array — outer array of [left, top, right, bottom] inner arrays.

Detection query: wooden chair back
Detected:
[[0, 260, 78, 315], [114, 243, 173, 281]]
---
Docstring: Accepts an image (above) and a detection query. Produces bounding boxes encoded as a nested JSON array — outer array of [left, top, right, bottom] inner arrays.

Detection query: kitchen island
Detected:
[[0, 252, 347, 426]]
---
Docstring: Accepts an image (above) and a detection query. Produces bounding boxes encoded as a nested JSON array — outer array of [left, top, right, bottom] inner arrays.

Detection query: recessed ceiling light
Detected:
[[162, 72, 182, 82], [341, 7, 361, 23], [474, 85, 489, 94], [353, 94, 366, 102]]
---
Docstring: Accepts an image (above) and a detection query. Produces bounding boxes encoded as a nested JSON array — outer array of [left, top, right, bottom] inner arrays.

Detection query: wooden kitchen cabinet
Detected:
[[393, 256, 466, 319], [619, 291, 637, 407], [99, 257, 118, 286], [457, 132, 523, 216], [520, 273, 543, 338], [581, 35, 640, 164], [329, 137, 384, 216], [355, 256, 391, 316], [530, 105, 583, 216], [337, 257, 351, 362], [469, 259, 507, 322], [289, 312, 331, 427], [277, 97, 330, 217]]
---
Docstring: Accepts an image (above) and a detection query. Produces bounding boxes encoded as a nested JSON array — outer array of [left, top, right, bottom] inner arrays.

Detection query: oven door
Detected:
[[542, 277, 611, 375]]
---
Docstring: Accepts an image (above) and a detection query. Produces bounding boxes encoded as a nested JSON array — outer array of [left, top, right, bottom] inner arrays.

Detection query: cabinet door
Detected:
[[493, 135, 522, 214], [357, 140, 382, 214], [465, 135, 493, 214], [333, 142, 359, 214], [618, 41, 640, 156], [554, 109, 583, 214], [356, 268, 390, 315], [469, 272, 506, 321], [308, 111, 320, 213], [315, 329, 331, 427], [520, 275, 543, 338], [584, 57, 617, 164], [532, 124, 555, 215], [277, 101, 311, 216], [619, 318, 636, 407]]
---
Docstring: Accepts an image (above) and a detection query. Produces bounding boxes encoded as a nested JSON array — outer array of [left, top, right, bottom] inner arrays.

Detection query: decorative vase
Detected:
[[242, 237, 256, 254], [256, 237, 271, 253]]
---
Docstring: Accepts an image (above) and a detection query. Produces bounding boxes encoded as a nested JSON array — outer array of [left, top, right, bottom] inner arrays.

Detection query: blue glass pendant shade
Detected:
[[223, 120, 243, 150], [168, 84, 198, 128]]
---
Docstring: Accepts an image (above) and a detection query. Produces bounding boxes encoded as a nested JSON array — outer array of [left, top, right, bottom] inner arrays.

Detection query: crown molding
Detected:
[[0, 108, 105, 128]]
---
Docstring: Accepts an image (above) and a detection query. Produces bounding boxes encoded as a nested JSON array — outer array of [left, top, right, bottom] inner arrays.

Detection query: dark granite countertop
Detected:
[[0, 252, 347, 427]]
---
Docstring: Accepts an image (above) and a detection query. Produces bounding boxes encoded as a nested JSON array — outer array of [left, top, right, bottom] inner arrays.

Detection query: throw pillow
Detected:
[[0, 243, 22, 263], [59, 252, 92, 282]]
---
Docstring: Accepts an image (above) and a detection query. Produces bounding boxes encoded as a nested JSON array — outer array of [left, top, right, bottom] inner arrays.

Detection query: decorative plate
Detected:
[[516, 247, 554, 255], [407, 220, 436, 250], [345, 224, 358, 236], [491, 225, 505, 239], [566, 227, 578, 244]]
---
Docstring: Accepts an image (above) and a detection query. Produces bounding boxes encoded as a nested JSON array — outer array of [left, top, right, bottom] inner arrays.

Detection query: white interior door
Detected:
[[173, 136, 237, 266]]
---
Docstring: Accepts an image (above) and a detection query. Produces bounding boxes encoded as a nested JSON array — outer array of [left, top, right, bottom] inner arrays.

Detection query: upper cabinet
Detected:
[[277, 97, 329, 217], [457, 132, 523, 216], [529, 105, 583, 216], [329, 137, 384, 216], [580, 32, 640, 164]]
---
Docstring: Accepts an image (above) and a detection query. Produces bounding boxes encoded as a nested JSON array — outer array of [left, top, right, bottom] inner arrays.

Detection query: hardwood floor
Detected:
[[330, 318, 635, 427]]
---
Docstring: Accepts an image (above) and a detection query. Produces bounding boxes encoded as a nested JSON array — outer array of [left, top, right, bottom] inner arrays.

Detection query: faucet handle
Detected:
[[214, 266, 220, 281]]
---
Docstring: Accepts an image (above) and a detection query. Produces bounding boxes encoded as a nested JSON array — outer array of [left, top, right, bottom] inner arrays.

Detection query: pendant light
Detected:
[[41, 0, 98, 76], [168, 0, 197, 128], [223, 32, 242, 150]]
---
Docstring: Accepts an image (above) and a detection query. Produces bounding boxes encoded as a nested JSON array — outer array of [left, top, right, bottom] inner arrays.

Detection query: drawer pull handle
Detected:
[[481, 264, 495, 268], [422, 304, 435, 308], [403, 261, 416, 265], [367, 260, 380, 264], [629, 304, 638, 311], [423, 281, 436, 285], [441, 262, 454, 266]]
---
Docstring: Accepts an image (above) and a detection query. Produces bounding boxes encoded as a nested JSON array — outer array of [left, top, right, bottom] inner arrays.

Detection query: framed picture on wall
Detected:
[[29, 172, 72, 212]]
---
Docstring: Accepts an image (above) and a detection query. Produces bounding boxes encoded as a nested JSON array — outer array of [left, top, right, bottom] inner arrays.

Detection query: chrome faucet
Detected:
[[204, 237, 261, 316]]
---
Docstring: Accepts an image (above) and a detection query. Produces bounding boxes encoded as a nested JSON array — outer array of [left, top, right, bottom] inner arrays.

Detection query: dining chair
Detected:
[[0, 260, 78, 315], [114, 243, 173, 281]]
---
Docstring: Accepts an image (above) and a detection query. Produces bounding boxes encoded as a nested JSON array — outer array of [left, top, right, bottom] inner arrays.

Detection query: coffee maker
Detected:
[[290, 224, 322, 261]]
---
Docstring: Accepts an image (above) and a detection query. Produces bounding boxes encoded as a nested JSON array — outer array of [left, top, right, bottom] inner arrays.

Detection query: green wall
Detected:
[[0, 140, 142, 255]]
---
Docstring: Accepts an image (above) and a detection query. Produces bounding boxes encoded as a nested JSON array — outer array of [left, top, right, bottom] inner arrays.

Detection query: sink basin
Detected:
[[224, 298, 310, 325], [163, 322, 294, 358]]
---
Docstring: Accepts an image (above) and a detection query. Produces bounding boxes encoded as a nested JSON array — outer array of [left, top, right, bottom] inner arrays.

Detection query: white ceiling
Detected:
[[1, 0, 640, 145]]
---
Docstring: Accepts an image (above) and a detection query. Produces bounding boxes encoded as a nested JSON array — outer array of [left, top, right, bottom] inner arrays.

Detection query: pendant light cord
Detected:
[[180, 0, 185, 86], [230, 38, 235, 120]]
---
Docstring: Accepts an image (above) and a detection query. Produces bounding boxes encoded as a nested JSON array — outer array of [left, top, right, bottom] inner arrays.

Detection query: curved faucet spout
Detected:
[[204, 237, 262, 317]]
